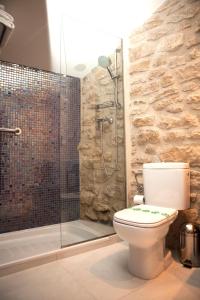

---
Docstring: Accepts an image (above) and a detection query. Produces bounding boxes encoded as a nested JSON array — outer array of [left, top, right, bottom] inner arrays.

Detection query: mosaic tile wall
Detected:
[[0, 61, 80, 233], [60, 76, 80, 223]]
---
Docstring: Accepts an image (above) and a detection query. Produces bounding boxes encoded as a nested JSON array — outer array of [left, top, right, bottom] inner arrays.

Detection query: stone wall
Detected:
[[79, 50, 126, 223], [128, 0, 200, 247]]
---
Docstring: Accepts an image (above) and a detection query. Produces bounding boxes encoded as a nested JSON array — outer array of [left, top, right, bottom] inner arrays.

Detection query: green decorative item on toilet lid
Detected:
[[114, 204, 177, 227]]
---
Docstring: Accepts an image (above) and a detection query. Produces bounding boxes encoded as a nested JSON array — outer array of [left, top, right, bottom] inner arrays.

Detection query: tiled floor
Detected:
[[0, 242, 199, 300], [0, 220, 114, 265]]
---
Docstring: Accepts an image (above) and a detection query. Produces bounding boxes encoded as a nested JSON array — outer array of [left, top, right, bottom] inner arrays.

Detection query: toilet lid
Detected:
[[114, 204, 177, 228]]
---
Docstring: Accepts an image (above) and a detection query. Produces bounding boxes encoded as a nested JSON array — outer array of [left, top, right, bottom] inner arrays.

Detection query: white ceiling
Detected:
[[46, 0, 165, 77], [0, 0, 165, 77], [60, 0, 166, 37]]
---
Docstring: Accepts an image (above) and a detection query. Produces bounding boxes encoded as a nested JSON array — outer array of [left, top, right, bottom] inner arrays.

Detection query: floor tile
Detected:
[[0, 242, 200, 300], [58, 243, 147, 300], [0, 261, 95, 300]]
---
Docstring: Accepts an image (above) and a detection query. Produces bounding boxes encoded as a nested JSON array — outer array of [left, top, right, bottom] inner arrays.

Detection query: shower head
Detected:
[[98, 55, 118, 80], [98, 56, 112, 69]]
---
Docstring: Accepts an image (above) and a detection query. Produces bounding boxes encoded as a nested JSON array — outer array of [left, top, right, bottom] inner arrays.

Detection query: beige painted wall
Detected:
[[0, 0, 52, 72]]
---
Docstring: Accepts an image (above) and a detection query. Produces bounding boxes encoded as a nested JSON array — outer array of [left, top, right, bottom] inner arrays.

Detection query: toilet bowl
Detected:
[[113, 204, 178, 279], [113, 162, 190, 280]]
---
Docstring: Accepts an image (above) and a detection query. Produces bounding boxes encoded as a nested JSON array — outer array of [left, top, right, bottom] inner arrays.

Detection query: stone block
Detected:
[[151, 87, 179, 102], [93, 201, 110, 212], [97, 212, 111, 222], [190, 170, 200, 188], [187, 92, 200, 109], [186, 36, 200, 49], [116, 135, 124, 145], [166, 103, 183, 113], [189, 104, 200, 111], [145, 145, 156, 154], [100, 78, 111, 86], [153, 96, 181, 111], [147, 28, 168, 41], [129, 43, 155, 61], [158, 114, 199, 129], [148, 67, 166, 80], [130, 84, 144, 97], [129, 59, 151, 73], [156, 0, 177, 13], [80, 191, 96, 206], [129, 32, 146, 44], [187, 93, 200, 104], [163, 131, 185, 142], [103, 185, 122, 199], [176, 63, 200, 82], [129, 100, 149, 116], [142, 81, 160, 95], [176, 19, 192, 31], [77, 143, 90, 151], [189, 47, 200, 60], [81, 184, 95, 192], [82, 117, 95, 126], [130, 75, 146, 85], [160, 74, 174, 87], [166, 1, 185, 16], [85, 208, 98, 221], [168, 55, 186, 68], [160, 144, 200, 163], [131, 154, 153, 164], [81, 159, 95, 169], [83, 128, 96, 140], [190, 192, 199, 203], [131, 81, 159, 96], [158, 33, 184, 52], [116, 174, 125, 183], [152, 55, 167, 67], [132, 115, 154, 127], [189, 130, 200, 140], [167, 6, 200, 23], [182, 81, 199, 92], [95, 69, 107, 80], [137, 129, 160, 145], [144, 15, 163, 30], [112, 201, 126, 212], [103, 151, 113, 162], [131, 137, 137, 147]]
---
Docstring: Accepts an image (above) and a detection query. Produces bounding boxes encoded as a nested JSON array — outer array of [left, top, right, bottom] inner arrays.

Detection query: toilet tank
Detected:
[[143, 162, 190, 210]]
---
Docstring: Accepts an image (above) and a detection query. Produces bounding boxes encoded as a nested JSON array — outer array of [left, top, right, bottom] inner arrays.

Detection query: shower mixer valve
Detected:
[[96, 117, 113, 129]]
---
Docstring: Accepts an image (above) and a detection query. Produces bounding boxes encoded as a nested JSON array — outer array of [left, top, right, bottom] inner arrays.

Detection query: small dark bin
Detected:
[[180, 223, 200, 268]]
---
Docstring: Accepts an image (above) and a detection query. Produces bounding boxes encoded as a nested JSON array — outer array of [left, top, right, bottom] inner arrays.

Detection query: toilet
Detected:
[[113, 162, 190, 280]]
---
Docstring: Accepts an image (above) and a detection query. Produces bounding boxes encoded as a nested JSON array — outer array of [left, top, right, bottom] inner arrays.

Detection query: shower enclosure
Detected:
[[0, 4, 126, 266]]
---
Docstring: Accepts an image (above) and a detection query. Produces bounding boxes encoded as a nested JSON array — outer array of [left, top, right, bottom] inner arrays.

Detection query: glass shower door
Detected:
[[0, 62, 61, 264], [60, 18, 126, 247]]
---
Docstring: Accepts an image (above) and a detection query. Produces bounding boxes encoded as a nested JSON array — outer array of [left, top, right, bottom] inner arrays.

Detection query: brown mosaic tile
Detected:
[[0, 61, 80, 233]]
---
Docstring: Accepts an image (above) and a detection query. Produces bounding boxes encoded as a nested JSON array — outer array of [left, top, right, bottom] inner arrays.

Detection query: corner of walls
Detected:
[[123, 34, 132, 208]]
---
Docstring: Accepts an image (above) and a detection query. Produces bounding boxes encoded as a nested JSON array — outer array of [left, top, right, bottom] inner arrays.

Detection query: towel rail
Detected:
[[0, 127, 22, 135]]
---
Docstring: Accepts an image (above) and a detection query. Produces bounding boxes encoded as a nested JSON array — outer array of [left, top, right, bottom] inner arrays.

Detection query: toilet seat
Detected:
[[114, 204, 177, 228]]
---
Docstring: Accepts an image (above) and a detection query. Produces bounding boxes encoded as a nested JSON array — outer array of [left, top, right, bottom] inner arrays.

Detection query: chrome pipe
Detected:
[[0, 127, 22, 135]]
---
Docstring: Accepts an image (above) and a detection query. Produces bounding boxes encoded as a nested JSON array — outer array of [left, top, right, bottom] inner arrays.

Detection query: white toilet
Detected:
[[113, 162, 190, 279]]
